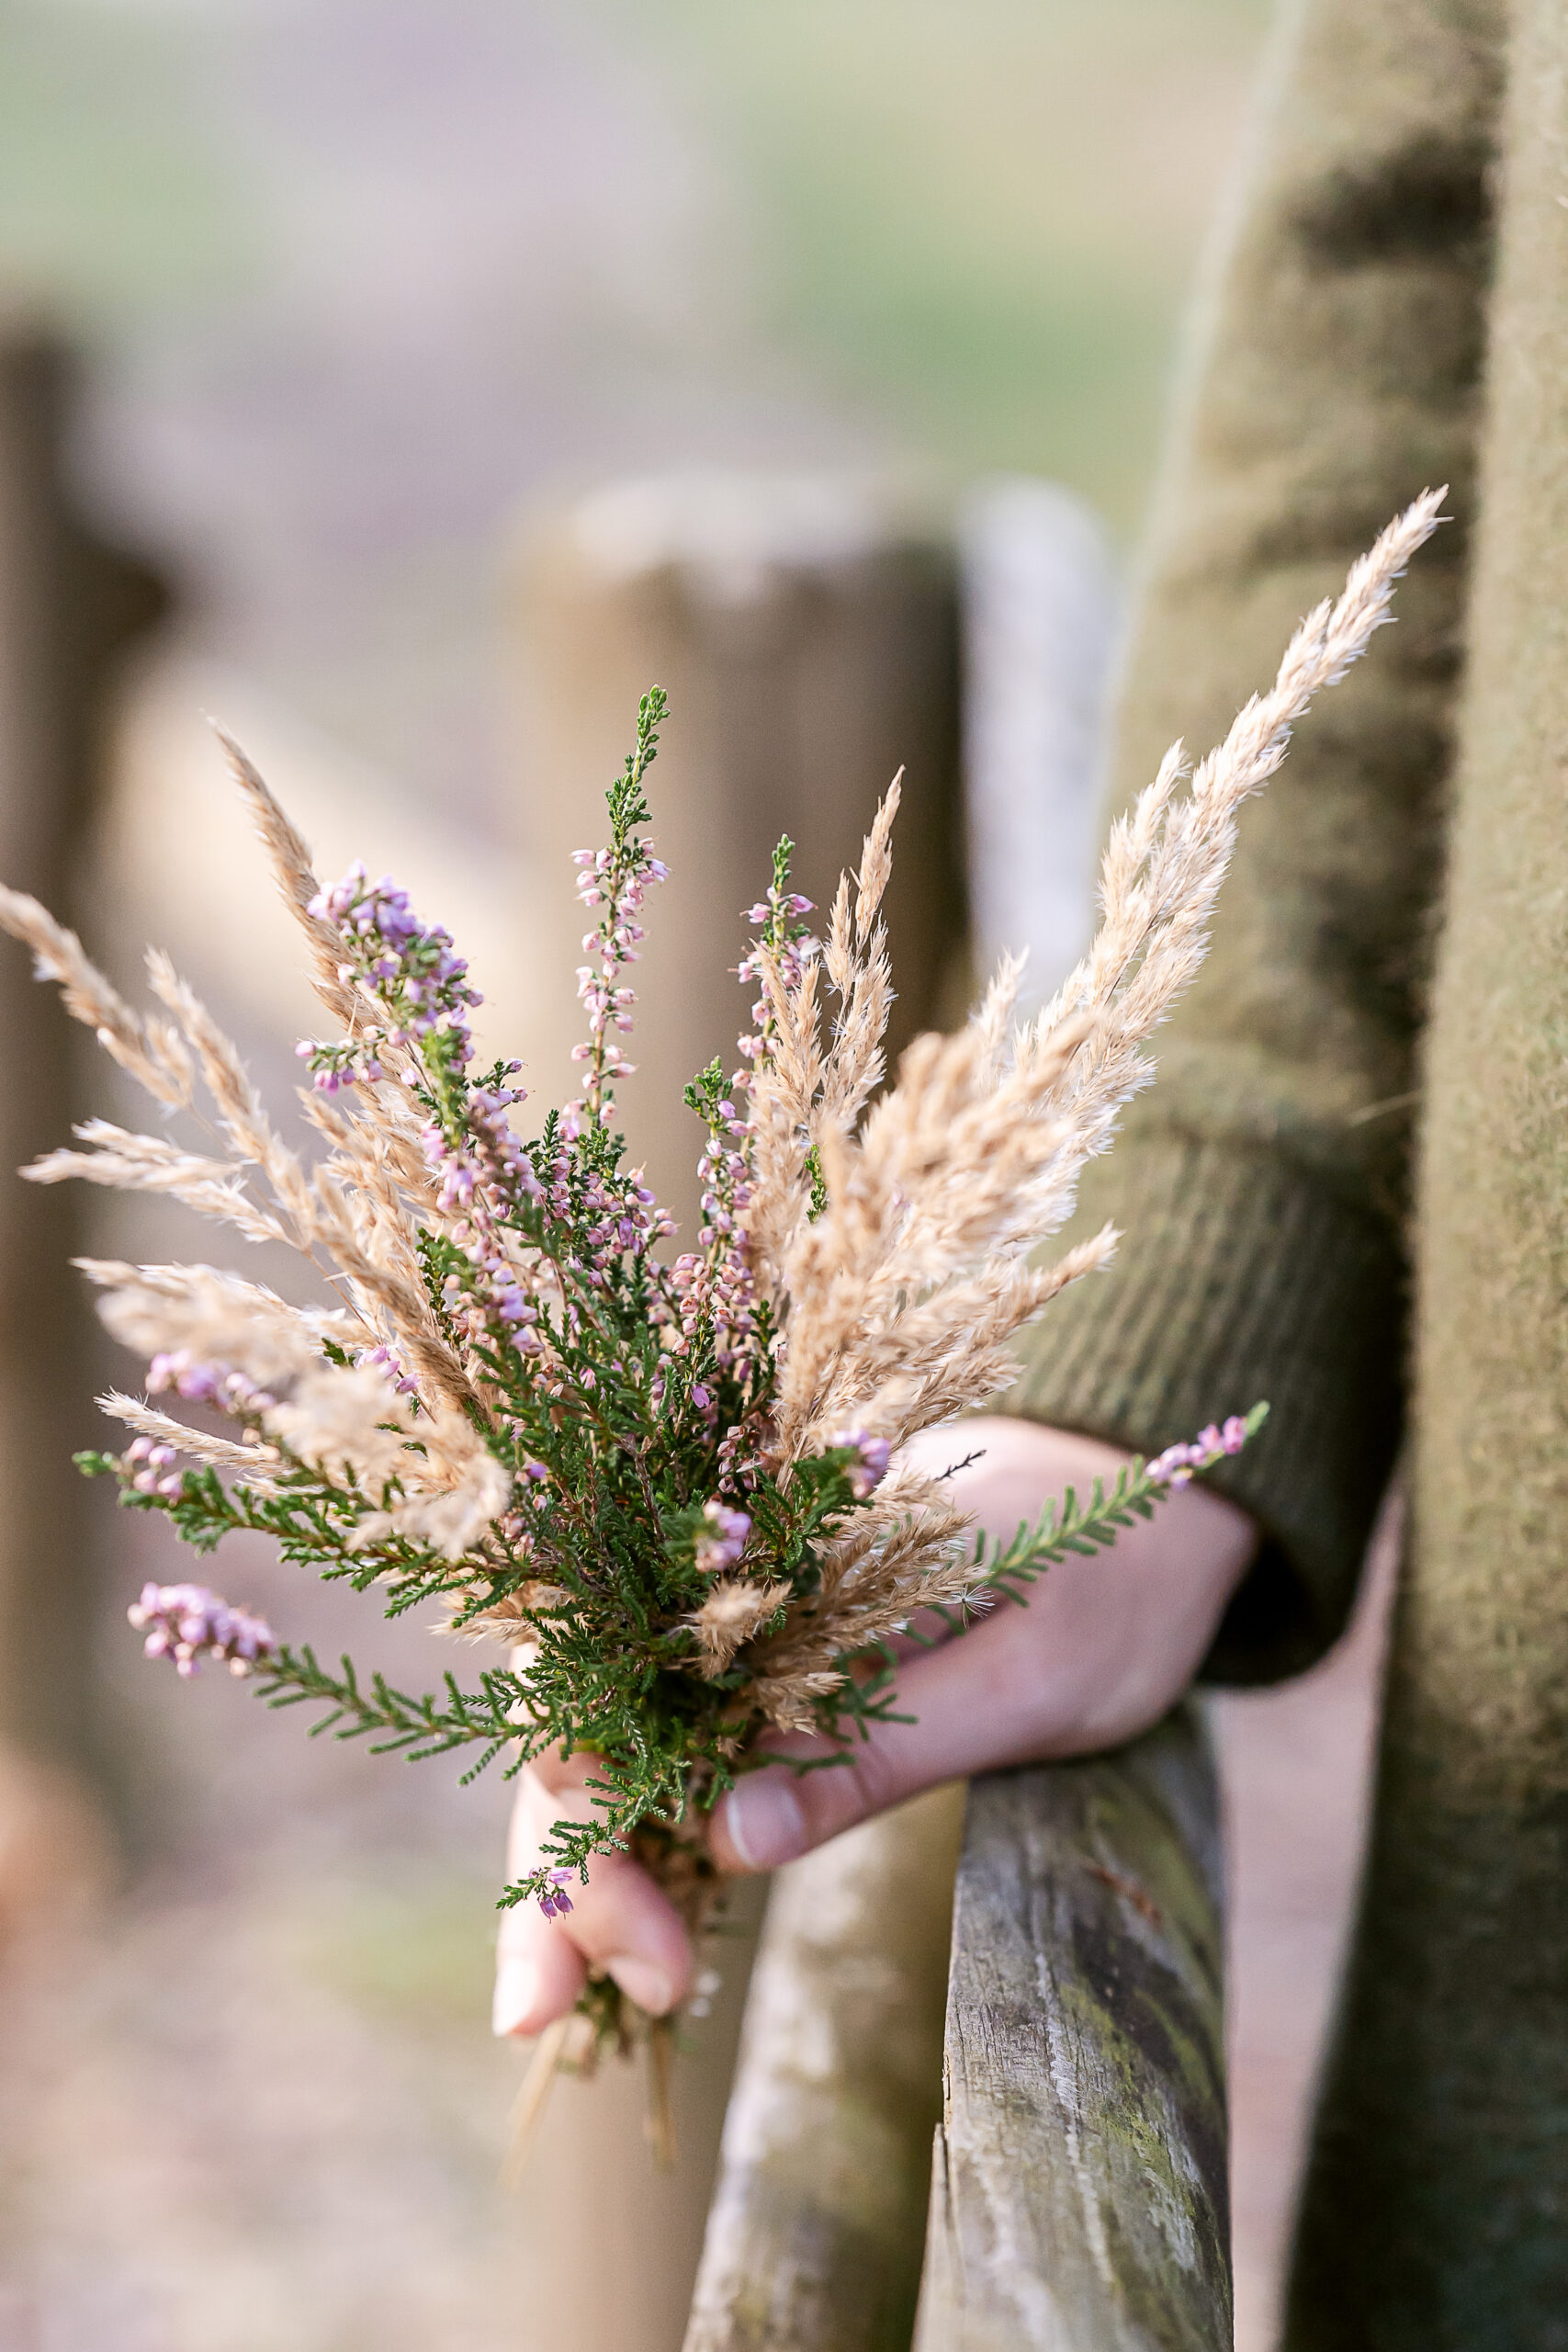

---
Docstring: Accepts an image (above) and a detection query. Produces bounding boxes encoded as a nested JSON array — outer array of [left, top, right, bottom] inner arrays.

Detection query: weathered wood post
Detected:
[[683, 1785, 966, 2352], [914, 1708, 1231, 2352], [957, 479, 1116, 1000], [503, 469, 965, 2352], [509, 470, 964, 1233], [0, 319, 166, 1876]]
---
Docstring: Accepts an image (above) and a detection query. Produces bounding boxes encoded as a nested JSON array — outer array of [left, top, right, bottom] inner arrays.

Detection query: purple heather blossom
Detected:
[[743, 893, 813, 926], [301, 865, 482, 1094], [694, 1499, 752, 1576], [147, 1349, 225, 1404], [538, 1869, 575, 1920], [664, 867, 820, 1412], [124, 1436, 186, 1498], [364, 1342, 420, 1398], [663, 881, 793, 1408], [569, 835, 669, 1121], [830, 1427, 894, 1501], [145, 1354, 275, 1414], [1146, 1415, 1251, 1489], [736, 878, 818, 1062], [128, 1581, 275, 1679], [423, 1077, 539, 1227]]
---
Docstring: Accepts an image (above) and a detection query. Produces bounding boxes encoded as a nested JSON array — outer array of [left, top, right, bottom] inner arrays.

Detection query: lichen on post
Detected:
[[683, 1784, 965, 2352], [915, 1707, 1229, 2352]]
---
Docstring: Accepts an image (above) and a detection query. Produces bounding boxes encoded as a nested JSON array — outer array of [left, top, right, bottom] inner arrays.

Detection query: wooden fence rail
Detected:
[[685, 1711, 1230, 2352], [914, 1710, 1230, 2351]]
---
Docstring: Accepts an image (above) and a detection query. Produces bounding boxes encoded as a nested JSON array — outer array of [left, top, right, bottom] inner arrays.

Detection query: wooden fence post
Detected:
[[0, 321, 166, 1824], [682, 1784, 966, 2352], [508, 470, 964, 1235], [957, 479, 1116, 1001], [913, 1709, 1231, 2352]]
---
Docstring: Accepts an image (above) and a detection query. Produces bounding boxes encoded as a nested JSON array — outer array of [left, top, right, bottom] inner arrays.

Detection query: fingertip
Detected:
[[713, 1770, 807, 1873], [493, 1917, 585, 2038], [604, 1954, 677, 2016], [491, 1951, 545, 2038]]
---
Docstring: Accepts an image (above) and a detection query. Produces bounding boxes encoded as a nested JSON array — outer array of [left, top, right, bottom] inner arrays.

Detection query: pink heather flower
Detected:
[[743, 892, 812, 925], [147, 1350, 226, 1404], [1146, 1415, 1253, 1489], [567, 829, 669, 1119], [304, 865, 481, 1092], [128, 1582, 275, 1679], [830, 1427, 893, 1501], [123, 1437, 187, 1498], [364, 1342, 420, 1397], [538, 1869, 575, 1920], [145, 1356, 274, 1414], [694, 1500, 751, 1576]]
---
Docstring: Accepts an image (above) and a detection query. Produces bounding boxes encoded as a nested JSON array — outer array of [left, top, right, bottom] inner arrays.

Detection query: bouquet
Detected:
[[0, 492, 1438, 2109]]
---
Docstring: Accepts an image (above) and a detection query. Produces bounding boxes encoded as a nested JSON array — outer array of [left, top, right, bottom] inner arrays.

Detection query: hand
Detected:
[[491, 1418, 1258, 2038]]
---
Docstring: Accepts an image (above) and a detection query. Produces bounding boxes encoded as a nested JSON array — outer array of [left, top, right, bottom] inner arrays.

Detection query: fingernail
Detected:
[[604, 1954, 675, 2016], [491, 1953, 542, 2038], [722, 1773, 806, 1871]]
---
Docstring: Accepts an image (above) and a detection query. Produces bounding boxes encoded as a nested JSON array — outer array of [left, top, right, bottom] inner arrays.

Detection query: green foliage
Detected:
[[607, 684, 667, 841]]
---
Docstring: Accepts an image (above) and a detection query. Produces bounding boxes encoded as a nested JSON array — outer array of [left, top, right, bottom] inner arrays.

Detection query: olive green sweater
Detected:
[[1011, 0, 1568, 2338]]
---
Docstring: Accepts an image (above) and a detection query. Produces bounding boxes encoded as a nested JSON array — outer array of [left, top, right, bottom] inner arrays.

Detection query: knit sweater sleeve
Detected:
[[1008, 0, 1501, 1682]]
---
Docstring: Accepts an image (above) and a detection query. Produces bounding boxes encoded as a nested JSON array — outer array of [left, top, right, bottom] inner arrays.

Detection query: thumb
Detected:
[[709, 1739, 897, 1874], [708, 1629, 1007, 1872]]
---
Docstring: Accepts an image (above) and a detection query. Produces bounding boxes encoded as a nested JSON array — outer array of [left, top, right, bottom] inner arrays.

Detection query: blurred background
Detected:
[[0, 4, 1397, 2348]]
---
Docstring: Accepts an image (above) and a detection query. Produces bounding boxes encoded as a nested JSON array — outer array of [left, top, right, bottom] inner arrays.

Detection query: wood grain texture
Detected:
[[914, 1710, 1229, 2352], [682, 1784, 966, 2352]]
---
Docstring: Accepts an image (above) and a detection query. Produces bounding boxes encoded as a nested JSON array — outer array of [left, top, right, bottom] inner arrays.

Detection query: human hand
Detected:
[[491, 1418, 1258, 2038]]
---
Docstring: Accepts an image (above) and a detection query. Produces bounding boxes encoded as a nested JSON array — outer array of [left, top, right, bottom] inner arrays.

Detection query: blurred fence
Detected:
[[959, 478, 1116, 1002], [509, 471, 967, 1234], [0, 321, 164, 1908]]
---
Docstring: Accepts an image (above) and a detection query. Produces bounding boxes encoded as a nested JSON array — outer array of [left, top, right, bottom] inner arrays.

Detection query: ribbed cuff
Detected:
[[1008, 1134, 1406, 1684]]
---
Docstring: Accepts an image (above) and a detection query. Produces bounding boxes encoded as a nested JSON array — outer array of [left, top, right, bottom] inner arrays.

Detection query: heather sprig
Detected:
[[570, 684, 670, 1123], [296, 865, 482, 1114]]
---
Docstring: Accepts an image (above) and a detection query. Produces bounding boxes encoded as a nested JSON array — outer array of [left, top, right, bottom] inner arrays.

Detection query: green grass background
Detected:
[[643, 0, 1273, 525], [0, 0, 1271, 529]]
